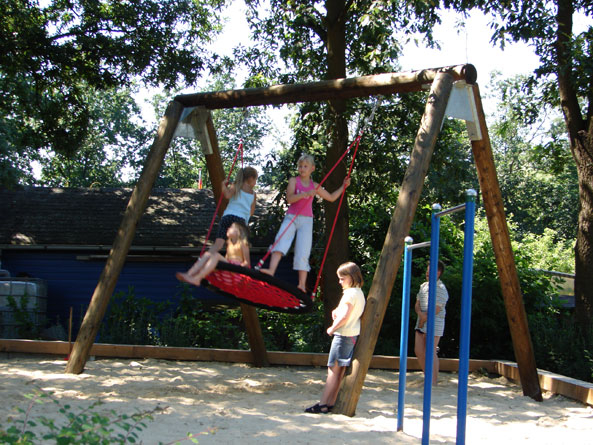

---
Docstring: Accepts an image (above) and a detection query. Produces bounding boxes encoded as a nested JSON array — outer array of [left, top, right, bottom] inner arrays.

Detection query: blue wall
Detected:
[[1, 250, 301, 338]]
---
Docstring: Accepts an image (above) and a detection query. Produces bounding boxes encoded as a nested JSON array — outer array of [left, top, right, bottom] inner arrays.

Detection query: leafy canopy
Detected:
[[0, 0, 227, 186]]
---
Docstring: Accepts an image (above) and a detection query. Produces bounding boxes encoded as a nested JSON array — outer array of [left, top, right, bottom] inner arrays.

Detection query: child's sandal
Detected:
[[305, 403, 329, 414]]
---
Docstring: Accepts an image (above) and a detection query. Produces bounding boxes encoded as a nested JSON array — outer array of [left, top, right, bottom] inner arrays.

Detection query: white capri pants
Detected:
[[272, 214, 313, 272]]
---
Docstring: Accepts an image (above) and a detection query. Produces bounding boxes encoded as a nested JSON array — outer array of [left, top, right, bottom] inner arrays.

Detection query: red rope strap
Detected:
[[311, 134, 362, 298], [256, 136, 361, 269], [200, 141, 244, 257]]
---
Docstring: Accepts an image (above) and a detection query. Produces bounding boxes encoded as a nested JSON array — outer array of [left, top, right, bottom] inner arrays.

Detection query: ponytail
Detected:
[[234, 166, 258, 198]]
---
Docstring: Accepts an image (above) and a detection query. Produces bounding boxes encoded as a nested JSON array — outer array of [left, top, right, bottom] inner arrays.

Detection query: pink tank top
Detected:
[[287, 177, 315, 217]]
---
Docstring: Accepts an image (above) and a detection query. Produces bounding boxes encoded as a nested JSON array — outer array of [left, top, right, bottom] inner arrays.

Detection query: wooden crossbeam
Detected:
[[174, 64, 476, 109]]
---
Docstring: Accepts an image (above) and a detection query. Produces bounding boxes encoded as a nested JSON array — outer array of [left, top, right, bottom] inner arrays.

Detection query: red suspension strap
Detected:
[[199, 140, 244, 257], [255, 137, 360, 270], [311, 134, 362, 298], [310, 100, 382, 297]]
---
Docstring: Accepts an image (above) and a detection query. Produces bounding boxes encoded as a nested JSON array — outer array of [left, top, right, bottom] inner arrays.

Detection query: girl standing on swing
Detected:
[[177, 166, 258, 284], [260, 154, 349, 292]]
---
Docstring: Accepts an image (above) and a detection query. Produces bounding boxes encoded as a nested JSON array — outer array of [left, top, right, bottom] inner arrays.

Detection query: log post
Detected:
[[65, 100, 184, 374], [202, 111, 268, 365], [240, 303, 269, 367], [204, 113, 227, 216], [469, 84, 543, 401], [333, 73, 455, 416]]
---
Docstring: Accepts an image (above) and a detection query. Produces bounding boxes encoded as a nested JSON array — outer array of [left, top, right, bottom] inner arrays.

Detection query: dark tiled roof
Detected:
[[1, 187, 278, 249]]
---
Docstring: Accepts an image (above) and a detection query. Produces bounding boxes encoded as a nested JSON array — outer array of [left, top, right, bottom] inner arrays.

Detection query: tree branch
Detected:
[[555, 0, 584, 142]]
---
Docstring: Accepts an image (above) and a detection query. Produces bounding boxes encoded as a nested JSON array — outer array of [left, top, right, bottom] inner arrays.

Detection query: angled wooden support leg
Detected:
[[469, 84, 542, 401], [333, 73, 455, 416], [65, 100, 184, 374]]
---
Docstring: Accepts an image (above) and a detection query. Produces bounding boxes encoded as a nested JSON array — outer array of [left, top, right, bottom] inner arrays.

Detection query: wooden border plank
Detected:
[[494, 360, 593, 406], [2, 340, 590, 406]]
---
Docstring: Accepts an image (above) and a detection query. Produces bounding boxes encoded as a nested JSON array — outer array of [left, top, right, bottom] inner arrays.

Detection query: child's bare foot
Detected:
[[188, 275, 204, 287], [176, 272, 192, 284], [260, 268, 273, 276]]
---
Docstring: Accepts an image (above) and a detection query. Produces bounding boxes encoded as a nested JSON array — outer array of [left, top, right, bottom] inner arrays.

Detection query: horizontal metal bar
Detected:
[[407, 241, 431, 250], [435, 203, 466, 218]]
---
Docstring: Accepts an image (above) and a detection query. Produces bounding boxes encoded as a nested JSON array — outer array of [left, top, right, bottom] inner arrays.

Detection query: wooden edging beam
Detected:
[[174, 64, 476, 109], [2, 340, 591, 406], [494, 360, 593, 406]]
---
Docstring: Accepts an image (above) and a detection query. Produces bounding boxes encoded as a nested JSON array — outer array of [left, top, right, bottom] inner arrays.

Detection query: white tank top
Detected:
[[222, 189, 254, 223]]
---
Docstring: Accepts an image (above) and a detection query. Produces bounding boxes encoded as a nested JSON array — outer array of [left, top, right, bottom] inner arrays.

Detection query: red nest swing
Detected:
[[203, 263, 313, 314]]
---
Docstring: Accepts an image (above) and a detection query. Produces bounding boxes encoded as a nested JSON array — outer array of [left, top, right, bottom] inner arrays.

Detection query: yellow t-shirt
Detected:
[[336, 287, 366, 337]]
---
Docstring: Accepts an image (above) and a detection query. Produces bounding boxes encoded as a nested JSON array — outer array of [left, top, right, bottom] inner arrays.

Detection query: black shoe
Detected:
[[305, 403, 329, 414]]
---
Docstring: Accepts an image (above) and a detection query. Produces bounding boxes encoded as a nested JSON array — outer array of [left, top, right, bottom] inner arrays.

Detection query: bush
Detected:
[[529, 310, 593, 383], [0, 389, 159, 444], [98, 285, 330, 353], [158, 292, 248, 349], [98, 286, 168, 345]]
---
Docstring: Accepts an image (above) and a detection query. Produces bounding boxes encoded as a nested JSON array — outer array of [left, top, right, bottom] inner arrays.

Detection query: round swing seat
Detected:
[[203, 263, 314, 314]]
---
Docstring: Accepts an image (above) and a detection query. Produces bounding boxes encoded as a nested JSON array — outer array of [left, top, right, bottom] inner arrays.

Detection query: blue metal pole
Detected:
[[397, 236, 414, 431], [422, 203, 442, 445], [456, 190, 477, 445]]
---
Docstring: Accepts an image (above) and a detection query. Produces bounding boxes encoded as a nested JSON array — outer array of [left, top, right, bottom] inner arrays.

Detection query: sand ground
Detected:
[[1, 357, 591, 444]]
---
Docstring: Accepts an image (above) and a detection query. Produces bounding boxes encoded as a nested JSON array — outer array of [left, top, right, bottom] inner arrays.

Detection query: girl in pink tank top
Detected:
[[260, 154, 350, 291], [287, 176, 316, 217]]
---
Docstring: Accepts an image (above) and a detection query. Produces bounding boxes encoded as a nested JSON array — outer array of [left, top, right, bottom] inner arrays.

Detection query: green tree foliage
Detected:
[[33, 86, 151, 187], [443, 0, 593, 326], [131, 75, 271, 188], [0, 0, 226, 187], [244, 0, 444, 321], [488, 73, 579, 241]]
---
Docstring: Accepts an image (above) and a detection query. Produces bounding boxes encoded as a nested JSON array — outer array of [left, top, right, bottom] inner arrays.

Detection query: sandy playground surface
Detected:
[[0, 356, 591, 444]]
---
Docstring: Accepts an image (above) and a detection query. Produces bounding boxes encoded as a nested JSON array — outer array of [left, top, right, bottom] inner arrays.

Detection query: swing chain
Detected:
[[358, 97, 383, 137]]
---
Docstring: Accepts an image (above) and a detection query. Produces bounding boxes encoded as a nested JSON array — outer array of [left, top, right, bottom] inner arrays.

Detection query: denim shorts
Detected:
[[327, 334, 357, 367]]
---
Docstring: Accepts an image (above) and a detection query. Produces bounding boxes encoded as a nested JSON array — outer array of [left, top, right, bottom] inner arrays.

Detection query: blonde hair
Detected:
[[232, 221, 249, 243], [298, 153, 315, 166], [233, 166, 258, 198], [337, 262, 364, 288]]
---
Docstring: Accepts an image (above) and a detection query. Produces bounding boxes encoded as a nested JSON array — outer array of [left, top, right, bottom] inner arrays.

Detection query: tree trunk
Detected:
[[555, 0, 593, 328], [573, 140, 593, 328], [321, 0, 350, 324]]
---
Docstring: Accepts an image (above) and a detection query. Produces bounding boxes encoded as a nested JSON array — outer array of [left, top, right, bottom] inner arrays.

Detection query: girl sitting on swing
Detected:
[[176, 221, 250, 286], [176, 166, 257, 285]]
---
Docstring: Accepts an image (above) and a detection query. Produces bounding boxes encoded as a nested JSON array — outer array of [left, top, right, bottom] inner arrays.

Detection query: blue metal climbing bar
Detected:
[[395, 189, 476, 445]]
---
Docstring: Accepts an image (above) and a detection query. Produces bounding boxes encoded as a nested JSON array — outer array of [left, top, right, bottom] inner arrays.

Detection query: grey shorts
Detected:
[[327, 334, 357, 367]]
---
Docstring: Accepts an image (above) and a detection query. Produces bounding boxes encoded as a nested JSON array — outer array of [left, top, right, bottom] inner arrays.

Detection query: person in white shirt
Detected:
[[305, 262, 366, 414], [414, 260, 449, 385]]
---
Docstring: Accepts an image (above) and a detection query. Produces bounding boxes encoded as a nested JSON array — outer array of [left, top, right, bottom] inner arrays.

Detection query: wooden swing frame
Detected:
[[64, 64, 543, 415]]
